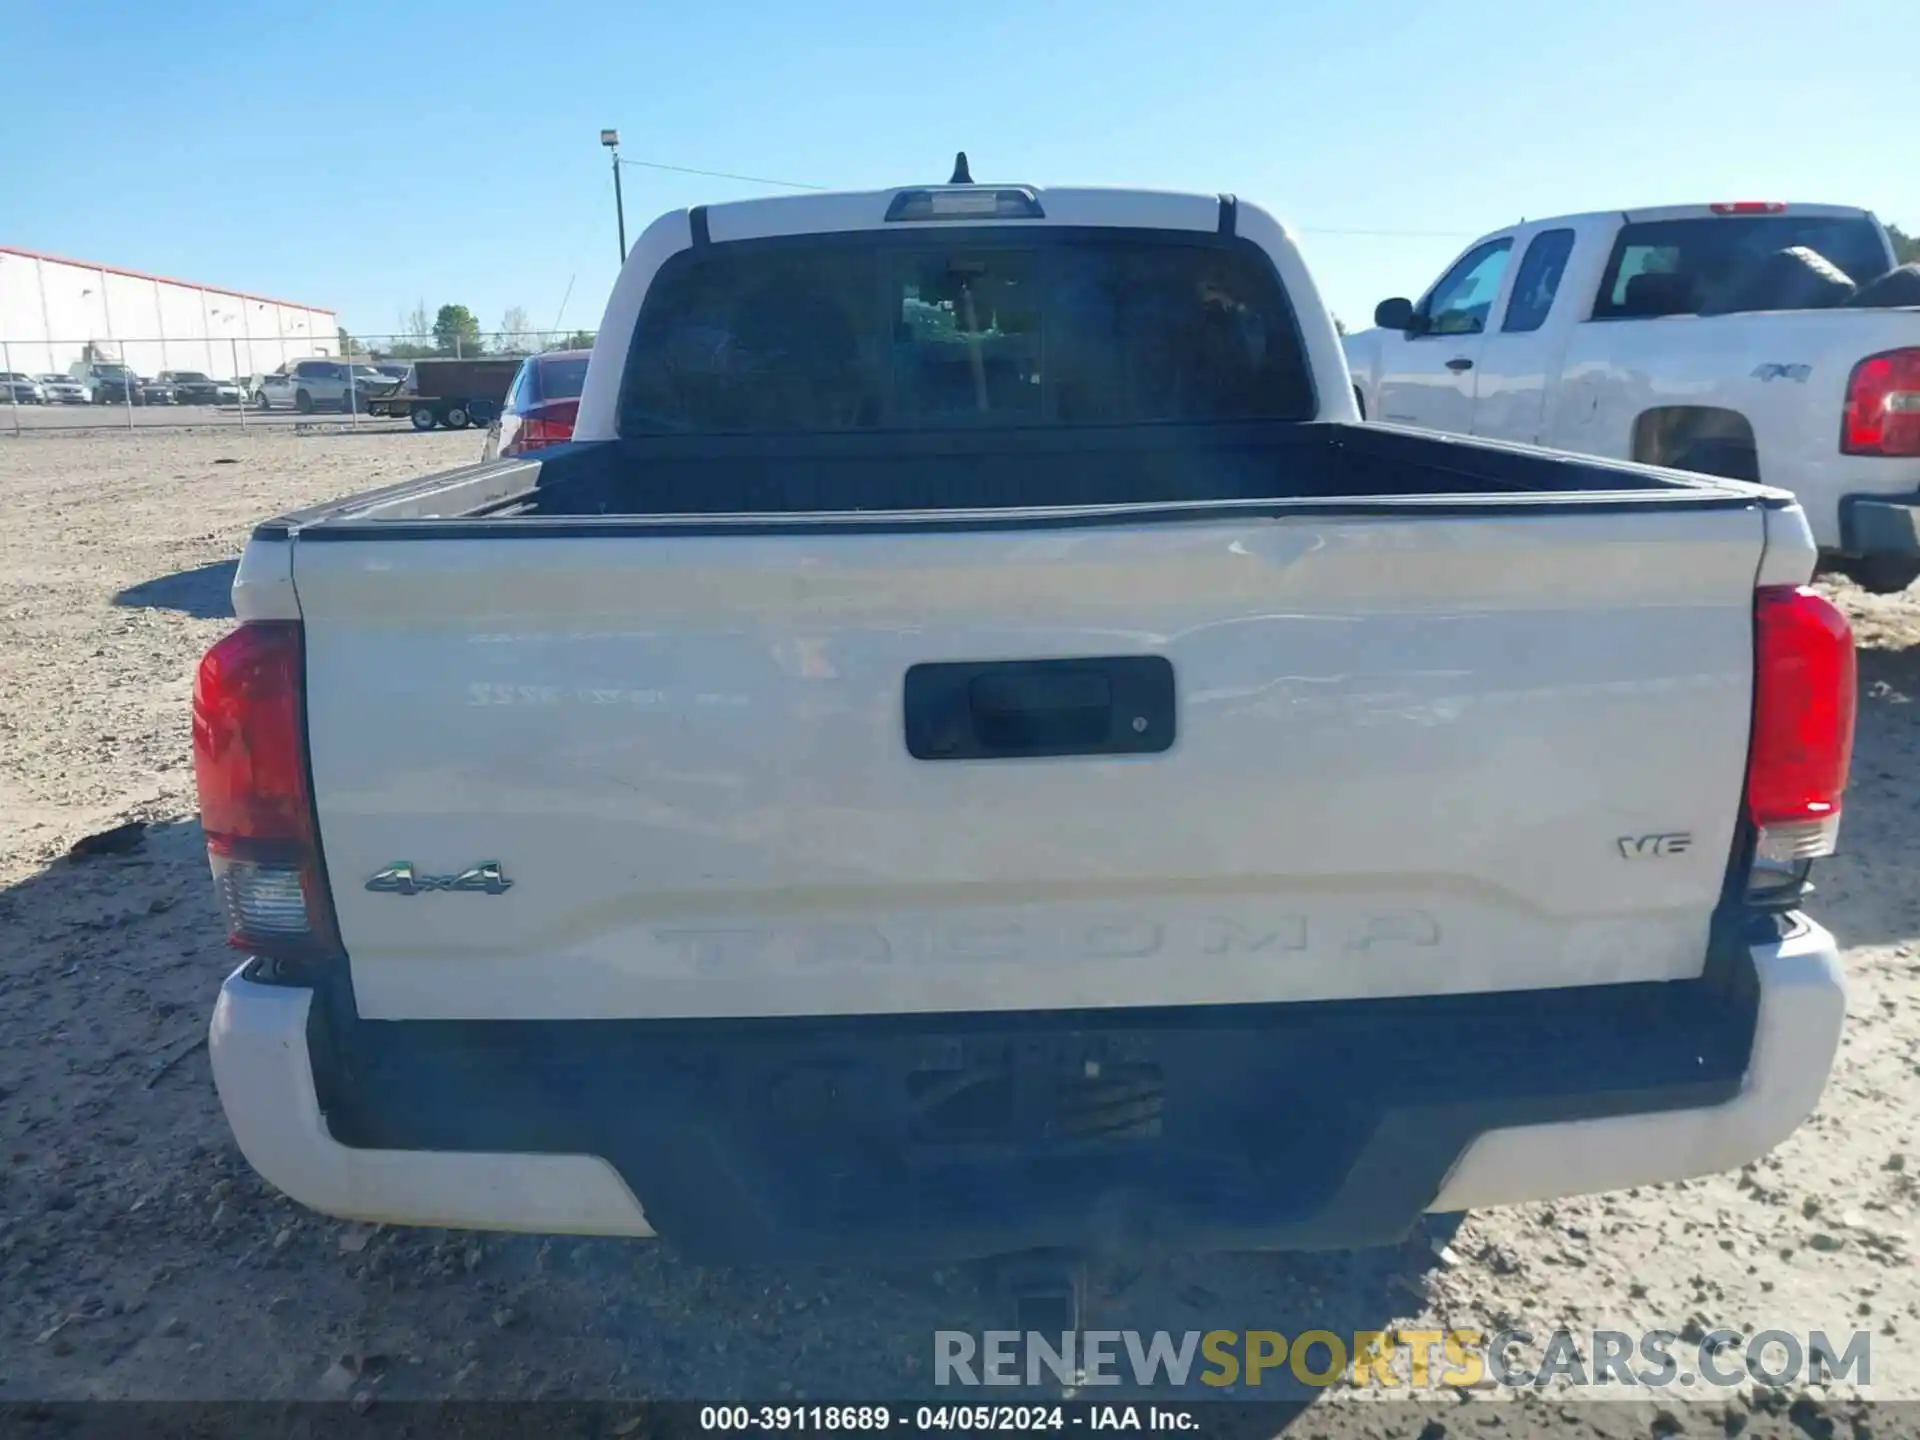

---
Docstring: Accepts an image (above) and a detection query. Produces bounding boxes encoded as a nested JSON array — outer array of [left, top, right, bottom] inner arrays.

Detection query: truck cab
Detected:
[[1343, 203, 1920, 590]]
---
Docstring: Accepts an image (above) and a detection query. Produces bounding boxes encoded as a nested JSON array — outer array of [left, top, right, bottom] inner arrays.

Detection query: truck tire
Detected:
[[295, 390, 315, 415], [1847, 263, 1920, 310], [1702, 246, 1856, 316], [256, 390, 271, 411], [1839, 554, 1920, 595], [444, 406, 471, 430], [410, 406, 439, 431]]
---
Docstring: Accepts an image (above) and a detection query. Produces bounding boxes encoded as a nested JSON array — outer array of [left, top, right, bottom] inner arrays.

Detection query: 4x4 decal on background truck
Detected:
[[365, 862, 513, 896]]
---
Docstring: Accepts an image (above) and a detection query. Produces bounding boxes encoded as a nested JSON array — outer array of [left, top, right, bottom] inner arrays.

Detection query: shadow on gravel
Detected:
[[1817, 643, 1920, 948], [330, 1215, 1463, 1406], [112, 558, 238, 619], [1, 816, 1455, 1406]]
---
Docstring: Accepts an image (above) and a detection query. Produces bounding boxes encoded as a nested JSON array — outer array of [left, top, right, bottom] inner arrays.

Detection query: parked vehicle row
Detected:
[[7, 353, 587, 434], [35, 361, 248, 406], [1342, 200, 1920, 592]]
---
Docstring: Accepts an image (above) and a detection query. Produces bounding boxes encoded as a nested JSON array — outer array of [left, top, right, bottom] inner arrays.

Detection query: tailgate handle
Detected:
[[904, 657, 1175, 761]]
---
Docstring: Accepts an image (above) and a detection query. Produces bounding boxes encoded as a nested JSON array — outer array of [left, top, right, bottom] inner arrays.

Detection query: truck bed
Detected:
[[259, 420, 1764, 538]]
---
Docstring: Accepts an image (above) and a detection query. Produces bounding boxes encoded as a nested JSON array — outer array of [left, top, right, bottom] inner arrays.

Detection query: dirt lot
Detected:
[[3, 402, 405, 434], [2, 427, 1916, 1430]]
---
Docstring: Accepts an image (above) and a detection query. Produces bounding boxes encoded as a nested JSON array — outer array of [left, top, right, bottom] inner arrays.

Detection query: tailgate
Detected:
[[293, 504, 1764, 1021]]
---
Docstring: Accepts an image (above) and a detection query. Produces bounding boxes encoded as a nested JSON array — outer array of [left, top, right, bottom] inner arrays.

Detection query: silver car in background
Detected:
[[255, 359, 403, 414], [38, 373, 87, 403]]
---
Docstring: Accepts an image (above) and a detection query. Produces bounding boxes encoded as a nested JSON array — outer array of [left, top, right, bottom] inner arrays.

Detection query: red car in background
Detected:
[[481, 349, 590, 460]]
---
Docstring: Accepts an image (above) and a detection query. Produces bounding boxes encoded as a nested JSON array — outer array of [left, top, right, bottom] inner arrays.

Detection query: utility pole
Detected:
[[601, 129, 627, 263]]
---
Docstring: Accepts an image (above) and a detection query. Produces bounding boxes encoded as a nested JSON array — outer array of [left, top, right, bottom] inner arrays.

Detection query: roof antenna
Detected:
[[949, 151, 973, 185]]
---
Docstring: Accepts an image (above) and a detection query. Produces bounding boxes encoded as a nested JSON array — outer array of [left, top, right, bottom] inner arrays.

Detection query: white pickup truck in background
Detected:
[[196, 177, 1855, 1277], [1342, 202, 1920, 592]]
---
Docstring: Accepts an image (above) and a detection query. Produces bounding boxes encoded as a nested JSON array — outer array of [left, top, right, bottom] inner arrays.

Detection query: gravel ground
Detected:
[[1, 427, 1916, 1432], [2, 403, 417, 433]]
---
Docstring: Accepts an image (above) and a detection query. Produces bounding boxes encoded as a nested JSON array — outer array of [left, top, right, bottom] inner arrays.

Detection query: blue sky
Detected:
[[3, 0, 1913, 340]]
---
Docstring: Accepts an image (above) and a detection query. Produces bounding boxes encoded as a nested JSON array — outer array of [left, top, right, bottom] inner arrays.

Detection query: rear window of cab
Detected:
[[619, 229, 1316, 436]]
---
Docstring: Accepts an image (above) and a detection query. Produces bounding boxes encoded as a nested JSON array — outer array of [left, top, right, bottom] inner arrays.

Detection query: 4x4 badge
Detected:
[[365, 862, 512, 896]]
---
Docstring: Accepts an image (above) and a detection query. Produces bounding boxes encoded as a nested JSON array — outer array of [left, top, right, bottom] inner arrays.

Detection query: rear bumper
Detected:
[[209, 918, 1844, 1262], [209, 976, 655, 1237], [1839, 491, 1920, 559]]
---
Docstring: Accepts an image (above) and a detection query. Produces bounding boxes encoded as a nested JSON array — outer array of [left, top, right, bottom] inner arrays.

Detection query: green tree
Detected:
[[1888, 223, 1920, 266], [432, 304, 482, 356]]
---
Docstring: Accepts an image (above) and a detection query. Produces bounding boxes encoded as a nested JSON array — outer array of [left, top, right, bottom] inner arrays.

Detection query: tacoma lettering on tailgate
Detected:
[[652, 912, 1440, 971]]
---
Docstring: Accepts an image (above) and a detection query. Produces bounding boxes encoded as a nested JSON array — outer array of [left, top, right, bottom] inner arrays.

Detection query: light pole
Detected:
[[601, 129, 627, 264]]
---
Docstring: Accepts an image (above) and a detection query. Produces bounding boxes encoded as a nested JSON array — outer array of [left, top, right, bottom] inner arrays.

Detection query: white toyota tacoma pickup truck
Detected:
[[1342, 202, 1920, 593], [197, 175, 1856, 1270]]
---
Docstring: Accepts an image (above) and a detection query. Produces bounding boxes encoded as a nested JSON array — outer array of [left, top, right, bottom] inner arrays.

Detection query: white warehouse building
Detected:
[[0, 244, 336, 382]]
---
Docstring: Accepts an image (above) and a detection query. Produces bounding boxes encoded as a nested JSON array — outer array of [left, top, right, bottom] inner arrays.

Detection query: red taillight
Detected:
[[503, 399, 579, 456], [1748, 586, 1856, 861], [1710, 202, 1787, 215], [193, 621, 307, 842], [1840, 348, 1920, 457], [192, 621, 336, 954]]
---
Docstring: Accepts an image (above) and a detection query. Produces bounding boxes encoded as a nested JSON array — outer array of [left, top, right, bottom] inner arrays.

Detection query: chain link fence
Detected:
[[1, 330, 597, 435]]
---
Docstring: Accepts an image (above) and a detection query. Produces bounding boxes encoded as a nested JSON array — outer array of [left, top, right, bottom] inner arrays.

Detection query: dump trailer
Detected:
[[368, 357, 521, 431]]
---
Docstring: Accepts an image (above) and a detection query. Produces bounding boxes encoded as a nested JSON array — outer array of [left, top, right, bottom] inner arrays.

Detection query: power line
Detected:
[[1297, 226, 1477, 239], [617, 157, 828, 191], [615, 155, 1474, 237]]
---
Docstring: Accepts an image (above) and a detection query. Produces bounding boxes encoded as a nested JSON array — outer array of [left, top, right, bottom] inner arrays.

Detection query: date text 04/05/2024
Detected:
[[698, 1405, 1200, 1431]]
